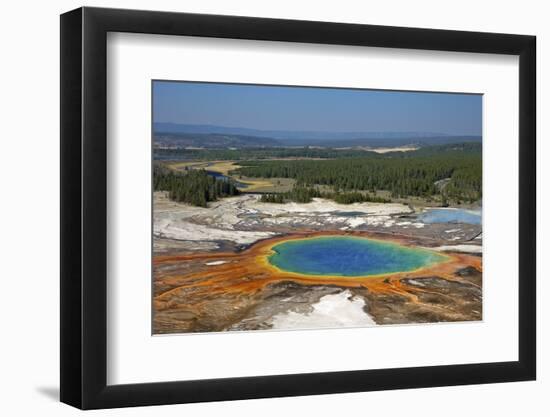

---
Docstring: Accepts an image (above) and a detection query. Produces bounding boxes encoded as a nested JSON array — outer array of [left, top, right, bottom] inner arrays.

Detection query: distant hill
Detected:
[[154, 133, 282, 149], [153, 123, 481, 149]]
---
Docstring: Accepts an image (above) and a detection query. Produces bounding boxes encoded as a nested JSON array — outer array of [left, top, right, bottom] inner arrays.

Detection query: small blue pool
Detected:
[[418, 208, 481, 225]]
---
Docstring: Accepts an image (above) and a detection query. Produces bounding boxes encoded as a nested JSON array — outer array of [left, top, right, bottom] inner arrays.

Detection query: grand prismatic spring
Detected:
[[153, 228, 482, 334], [268, 236, 448, 277]]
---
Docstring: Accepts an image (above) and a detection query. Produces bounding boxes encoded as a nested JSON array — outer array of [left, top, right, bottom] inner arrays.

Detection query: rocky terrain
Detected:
[[153, 192, 482, 334]]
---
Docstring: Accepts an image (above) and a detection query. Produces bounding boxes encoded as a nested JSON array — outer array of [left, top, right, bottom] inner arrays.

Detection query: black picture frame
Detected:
[[60, 6, 536, 410]]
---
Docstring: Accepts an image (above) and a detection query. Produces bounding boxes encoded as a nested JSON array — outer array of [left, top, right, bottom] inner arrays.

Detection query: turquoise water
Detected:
[[268, 236, 446, 277], [418, 208, 481, 225]]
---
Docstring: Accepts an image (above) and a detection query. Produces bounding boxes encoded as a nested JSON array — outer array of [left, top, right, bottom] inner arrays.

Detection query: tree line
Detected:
[[154, 146, 379, 161], [234, 147, 481, 203], [154, 142, 481, 162], [153, 164, 239, 207], [260, 187, 391, 204]]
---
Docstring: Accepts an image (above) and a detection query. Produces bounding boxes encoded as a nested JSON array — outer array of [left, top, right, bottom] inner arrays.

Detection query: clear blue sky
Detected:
[[153, 81, 482, 135]]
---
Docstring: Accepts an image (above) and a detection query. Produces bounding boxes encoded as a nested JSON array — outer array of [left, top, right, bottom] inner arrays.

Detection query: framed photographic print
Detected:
[[60, 7, 536, 409]]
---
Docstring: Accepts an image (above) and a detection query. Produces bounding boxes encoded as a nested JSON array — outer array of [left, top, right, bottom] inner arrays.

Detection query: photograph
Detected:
[[152, 81, 483, 334]]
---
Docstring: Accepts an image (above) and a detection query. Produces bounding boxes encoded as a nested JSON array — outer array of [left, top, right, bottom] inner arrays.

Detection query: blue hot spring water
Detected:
[[268, 236, 446, 277], [418, 208, 481, 225]]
